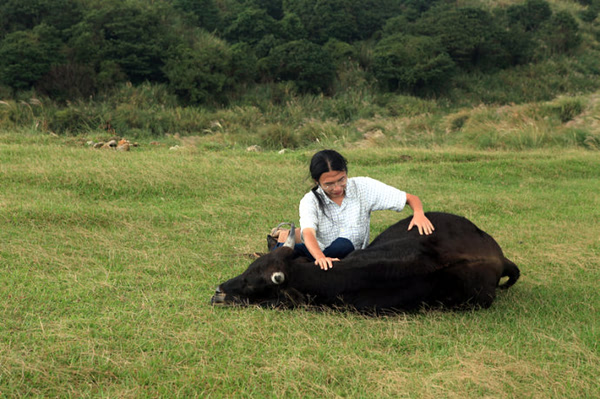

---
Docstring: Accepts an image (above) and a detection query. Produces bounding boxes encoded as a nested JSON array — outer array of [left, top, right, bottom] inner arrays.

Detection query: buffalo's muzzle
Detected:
[[211, 287, 227, 305]]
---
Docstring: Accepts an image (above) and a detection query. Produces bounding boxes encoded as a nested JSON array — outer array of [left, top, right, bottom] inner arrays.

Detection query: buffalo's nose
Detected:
[[211, 287, 226, 305]]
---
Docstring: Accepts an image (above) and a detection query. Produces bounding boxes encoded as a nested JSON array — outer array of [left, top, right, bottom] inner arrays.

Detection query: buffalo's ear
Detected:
[[271, 271, 285, 285], [267, 235, 278, 251]]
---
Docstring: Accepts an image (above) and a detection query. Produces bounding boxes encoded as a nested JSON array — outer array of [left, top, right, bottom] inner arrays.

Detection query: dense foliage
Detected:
[[0, 0, 598, 105]]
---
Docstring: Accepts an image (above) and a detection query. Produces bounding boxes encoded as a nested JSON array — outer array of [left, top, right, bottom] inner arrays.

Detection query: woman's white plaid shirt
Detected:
[[299, 177, 407, 250]]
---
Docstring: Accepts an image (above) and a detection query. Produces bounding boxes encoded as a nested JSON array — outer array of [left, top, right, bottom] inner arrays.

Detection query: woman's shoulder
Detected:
[[300, 190, 314, 200], [350, 176, 403, 196], [349, 176, 381, 188], [300, 190, 319, 206], [350, 176, 376, 182], [346, 177, 377, 198]]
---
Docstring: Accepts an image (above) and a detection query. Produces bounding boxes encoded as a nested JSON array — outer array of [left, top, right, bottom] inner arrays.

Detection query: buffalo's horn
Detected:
[[271, 271, 285, 285], [283, 222, 296, 248]]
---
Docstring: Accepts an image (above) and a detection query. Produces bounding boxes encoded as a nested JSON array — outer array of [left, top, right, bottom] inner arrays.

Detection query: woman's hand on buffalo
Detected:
[[315, 256, 339, 270], [408, 213, 435, 235]]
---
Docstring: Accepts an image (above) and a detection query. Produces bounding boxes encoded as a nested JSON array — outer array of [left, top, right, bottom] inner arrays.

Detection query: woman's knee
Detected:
[[323, 238, 354, 258]]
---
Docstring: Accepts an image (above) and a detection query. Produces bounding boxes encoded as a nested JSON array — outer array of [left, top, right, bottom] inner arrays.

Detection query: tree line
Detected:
[[0, 0, 595, 105]]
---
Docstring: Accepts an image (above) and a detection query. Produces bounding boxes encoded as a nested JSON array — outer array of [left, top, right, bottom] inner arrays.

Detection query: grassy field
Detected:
[[0, 134, 599, 397]]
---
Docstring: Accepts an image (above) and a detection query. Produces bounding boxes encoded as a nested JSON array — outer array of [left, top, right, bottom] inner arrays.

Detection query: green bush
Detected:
[[0, 24, 64, 90], [47, 105, 100, 134], [172, 0, 222, 31], [414, 6, 510, 70], [102, 82, 178, 109], [225, 7, 278, 45], [36, 64, 96, 102], [536, 11, 582, 56], [372, 33, 455, 93], [447, 54, 600, 105], [284, 0, 357, 44], [447, 113, 470, 133], [324, 39, 358, 66], [322, 94, 381, 123], [0, 0, 83, 32], [259, 39, 336, 94], [375, 94, 440, 117], [82, 2, 172, 83], [163, 31, 234, 105], [277, 12, 307, 41], [257, 123, 302, 149], [506, 0, 552, 32], [295, 119, 357, 146], [541, 96, 586, 123], [583, 133, 600, 149], [97, 84, 213, 137], [0, 100, 36, 128], [579, 0, 600, 22]]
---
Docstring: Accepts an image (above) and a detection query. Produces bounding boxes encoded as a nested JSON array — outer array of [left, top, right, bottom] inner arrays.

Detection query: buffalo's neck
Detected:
[[285, 257, 387, 300]]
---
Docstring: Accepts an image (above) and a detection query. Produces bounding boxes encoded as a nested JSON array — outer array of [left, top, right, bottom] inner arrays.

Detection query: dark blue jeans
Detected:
[[275, 237, 355, 261]]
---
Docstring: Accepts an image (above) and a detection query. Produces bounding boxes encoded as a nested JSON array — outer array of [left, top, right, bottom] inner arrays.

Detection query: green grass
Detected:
[[1, 135, 599, 397]]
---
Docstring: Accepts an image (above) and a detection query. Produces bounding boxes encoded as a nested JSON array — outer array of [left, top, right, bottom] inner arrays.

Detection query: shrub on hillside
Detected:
[[259, 39, 336, 94], [506, 0, 552, 32], [67, 1, 175, 86], [541, 96, 586, 123], [324, 39, 358, 66], [375, 94, 439, 117], [536, 11, 582, 56], [47, 105, 101, 134], [414, 6, 511, 70], [230, 43, 259, 89], [102, 82, 179, 109], [277, 12, 307, 41], [579, 0, 600, 22], [172, 0, 222, 31], [0, 0, 83, 32], [36, 64, 96, 102], [257, 123, 303, 149], [295, 118, 357, 145], [224, 7, 278, 45], [0, 98, 45, 129], [0, 24, 64, 90], [163, 31, 234, 105], [372, 33, 455, 94]]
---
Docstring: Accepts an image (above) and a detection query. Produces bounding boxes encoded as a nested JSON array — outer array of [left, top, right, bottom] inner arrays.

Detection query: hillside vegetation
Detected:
[[1, 0, 600, 149]]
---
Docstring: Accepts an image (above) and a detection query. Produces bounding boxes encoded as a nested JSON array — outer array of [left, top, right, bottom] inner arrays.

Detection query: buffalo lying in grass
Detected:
[[212, 212, 520, 312]]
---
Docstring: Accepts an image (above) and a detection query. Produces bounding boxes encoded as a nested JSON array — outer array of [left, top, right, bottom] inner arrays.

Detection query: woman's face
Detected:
[[318, 170, 347, 199]]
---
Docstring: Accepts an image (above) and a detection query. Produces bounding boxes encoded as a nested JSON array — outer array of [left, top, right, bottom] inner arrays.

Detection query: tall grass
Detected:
[[447, 54, 600, 105], [0, 137, 598, 397], [3, 87, 599, 151], [2, 45, 600, 151], [443, 95, 600, 149]]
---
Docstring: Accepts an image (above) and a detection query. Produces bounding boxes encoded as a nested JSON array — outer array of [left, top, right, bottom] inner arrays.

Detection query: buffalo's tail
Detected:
[[499, 257, 520, 289]]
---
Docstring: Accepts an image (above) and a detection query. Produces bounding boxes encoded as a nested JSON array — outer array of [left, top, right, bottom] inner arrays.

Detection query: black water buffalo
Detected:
[[211, 212, 520, 312]]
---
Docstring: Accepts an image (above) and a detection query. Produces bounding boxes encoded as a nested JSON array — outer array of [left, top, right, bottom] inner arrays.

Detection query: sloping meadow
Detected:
[[0, 138, 598, 397]]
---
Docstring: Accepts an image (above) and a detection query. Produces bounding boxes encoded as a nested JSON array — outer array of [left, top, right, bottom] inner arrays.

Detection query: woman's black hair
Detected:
[[310, 149, 348, 181], [309, 150, 348, 217]]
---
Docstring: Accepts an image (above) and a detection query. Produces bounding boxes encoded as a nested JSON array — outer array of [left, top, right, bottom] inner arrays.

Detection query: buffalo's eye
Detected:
[[271, 272, 285, 285]]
